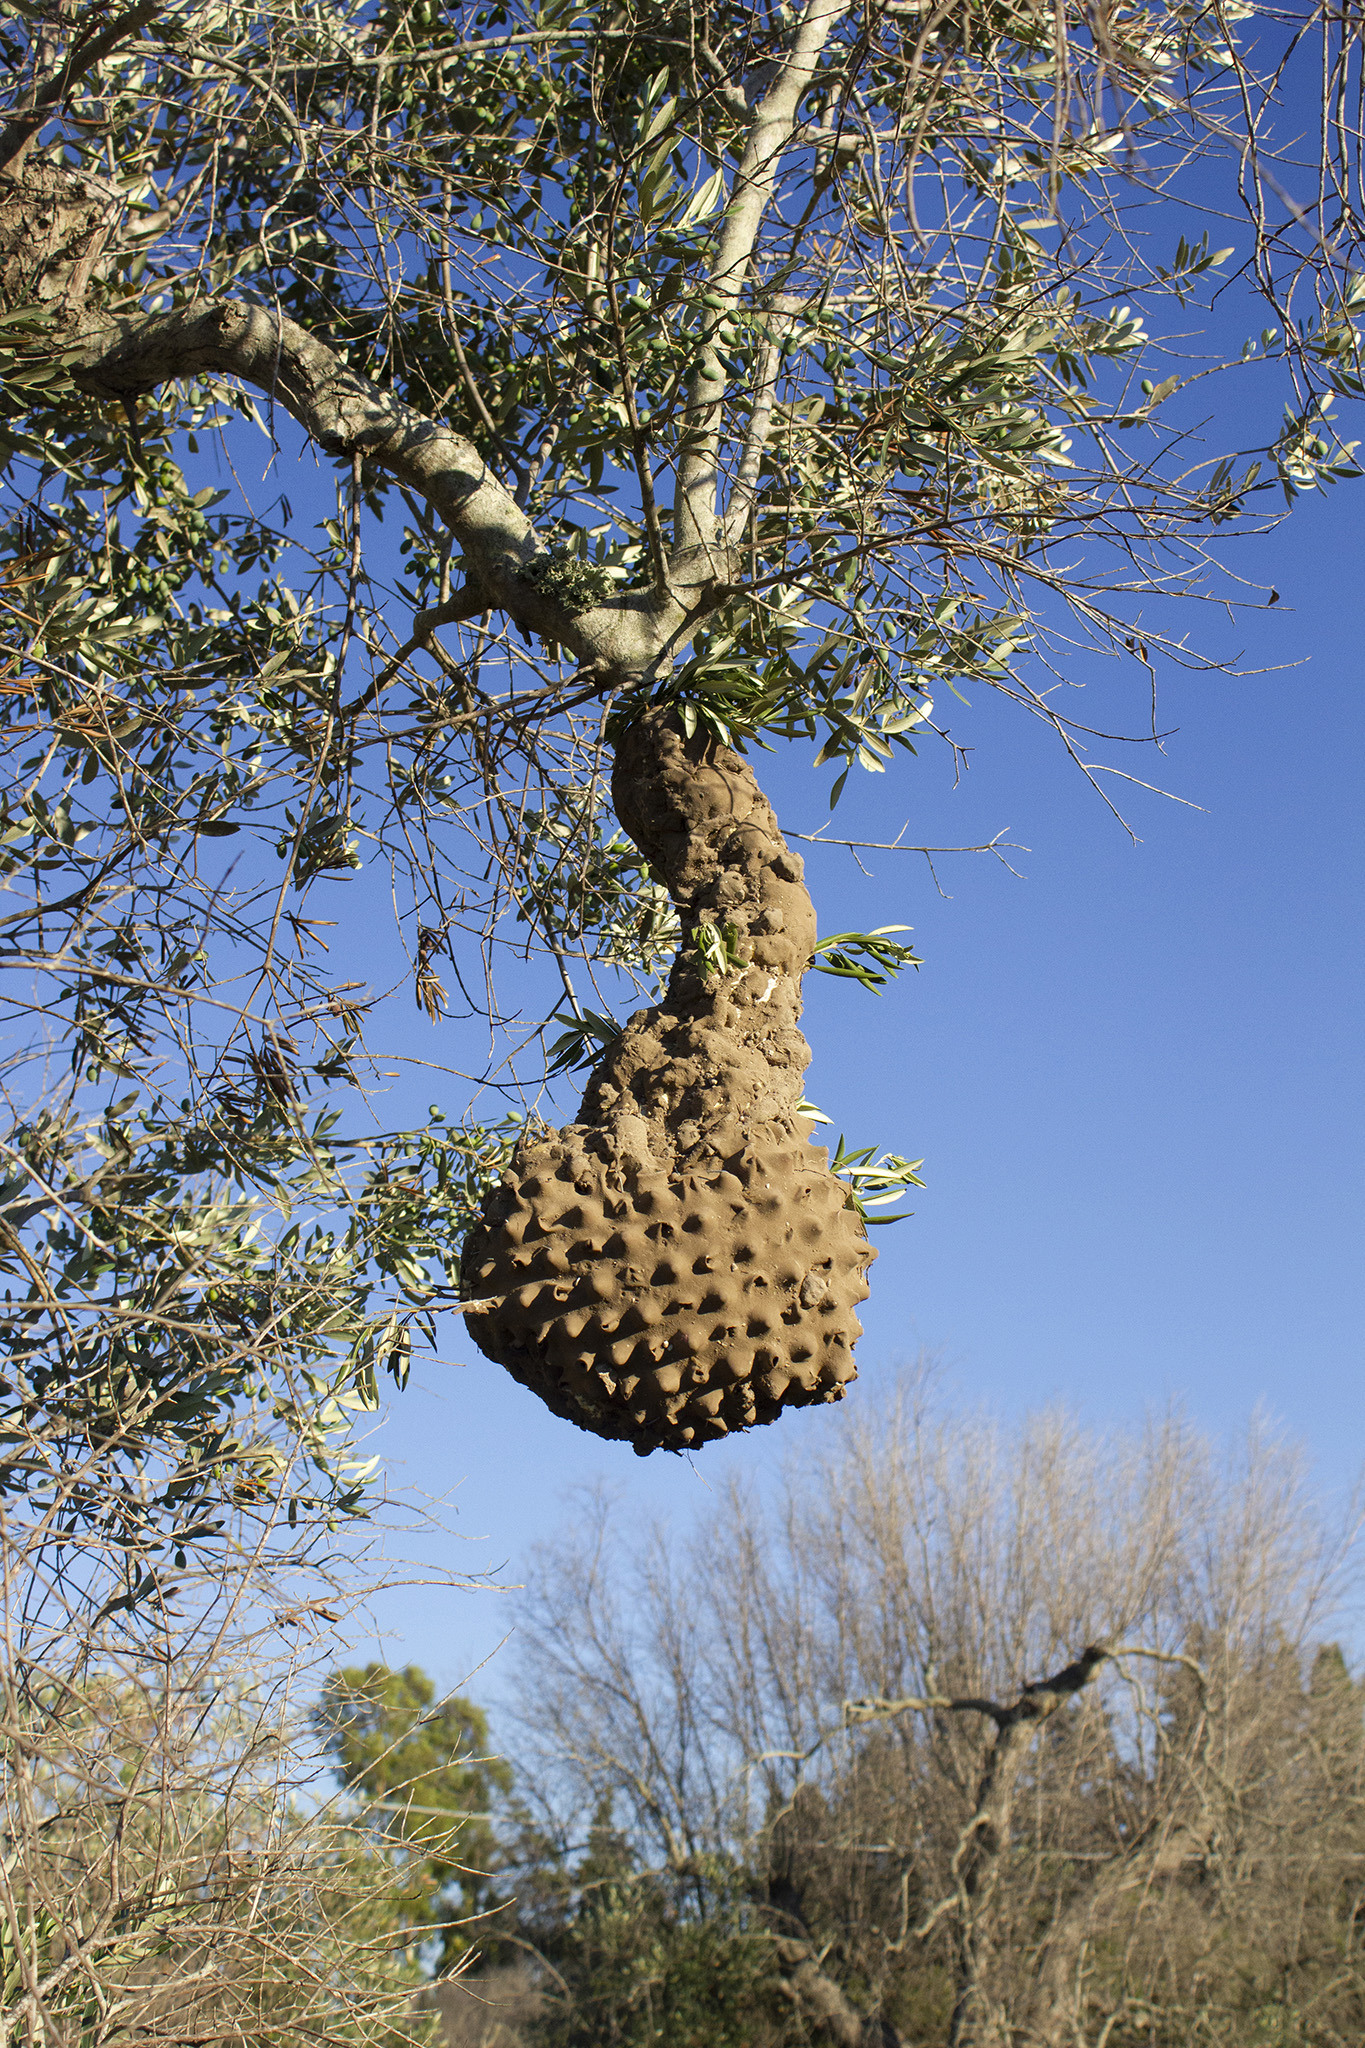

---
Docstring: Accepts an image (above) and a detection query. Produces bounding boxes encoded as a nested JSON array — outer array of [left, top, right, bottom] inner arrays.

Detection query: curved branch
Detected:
[[72, 298, 677, 683], [846, 1644, 1115, 1734]]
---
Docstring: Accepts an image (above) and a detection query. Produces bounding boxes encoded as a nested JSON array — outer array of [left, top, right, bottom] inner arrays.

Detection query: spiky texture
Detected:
[[463, 711, 874, 1453]]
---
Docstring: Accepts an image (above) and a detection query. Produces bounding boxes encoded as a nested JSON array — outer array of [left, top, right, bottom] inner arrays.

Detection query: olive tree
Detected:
[[0, 0, 1361, 1524], [0, 1480, 453, 2048], [2, 5, 1361, 2032]]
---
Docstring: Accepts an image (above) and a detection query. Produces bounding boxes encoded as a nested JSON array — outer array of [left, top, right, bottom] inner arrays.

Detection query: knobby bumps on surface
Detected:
[[464, 710, 874, 1454]]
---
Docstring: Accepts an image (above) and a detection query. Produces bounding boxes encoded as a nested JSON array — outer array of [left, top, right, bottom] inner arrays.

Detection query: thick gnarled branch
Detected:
[[71, 298, 684, 685], [846, 1644, 1215, 2048]]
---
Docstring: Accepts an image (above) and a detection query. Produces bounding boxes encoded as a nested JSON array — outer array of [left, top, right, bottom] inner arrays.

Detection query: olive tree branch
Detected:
[[0, 1, 161, 174], [674, 0, 854, 561], [72, 300, 685, 684]]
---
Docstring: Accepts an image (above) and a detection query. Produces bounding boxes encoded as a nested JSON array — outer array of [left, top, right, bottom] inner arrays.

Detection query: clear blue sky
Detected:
[[341, 464, 1364, 1703]]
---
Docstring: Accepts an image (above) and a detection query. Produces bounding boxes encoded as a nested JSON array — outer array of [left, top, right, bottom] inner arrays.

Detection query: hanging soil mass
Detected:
[[462, 709, 875, 1454]]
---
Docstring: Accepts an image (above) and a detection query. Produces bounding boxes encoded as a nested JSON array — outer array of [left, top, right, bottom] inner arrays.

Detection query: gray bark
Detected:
[[67, 298, 691, 685], [775, 1936, 904, 2048]]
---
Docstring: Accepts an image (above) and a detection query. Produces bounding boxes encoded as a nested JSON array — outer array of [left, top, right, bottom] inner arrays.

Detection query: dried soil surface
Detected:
[[463, 709, 874, 1453]]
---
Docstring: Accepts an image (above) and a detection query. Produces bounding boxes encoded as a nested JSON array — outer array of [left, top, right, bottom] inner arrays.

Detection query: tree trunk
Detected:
[[945, 1648, 1111, 2048]]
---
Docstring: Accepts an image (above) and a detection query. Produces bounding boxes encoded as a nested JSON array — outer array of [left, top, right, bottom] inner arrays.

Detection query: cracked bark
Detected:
[[0, 161, 123, 321]]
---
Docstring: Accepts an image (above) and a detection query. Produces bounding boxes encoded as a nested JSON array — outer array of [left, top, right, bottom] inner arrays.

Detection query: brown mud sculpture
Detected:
[[463, 708, 875, 1454]]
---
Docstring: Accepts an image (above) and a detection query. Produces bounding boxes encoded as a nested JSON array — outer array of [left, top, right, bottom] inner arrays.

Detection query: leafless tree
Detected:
[[509, 1366, 1364, 2046], [0, 1396, 484, 2048]]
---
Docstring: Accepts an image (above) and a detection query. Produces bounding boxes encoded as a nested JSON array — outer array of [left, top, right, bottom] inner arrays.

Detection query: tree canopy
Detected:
[[489, 1375, 1365, 2047], [0, 0, 1361, 1547]]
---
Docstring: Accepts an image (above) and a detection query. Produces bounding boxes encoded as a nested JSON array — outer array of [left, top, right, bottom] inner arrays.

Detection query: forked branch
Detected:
[[71, 299, 685, 683]]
